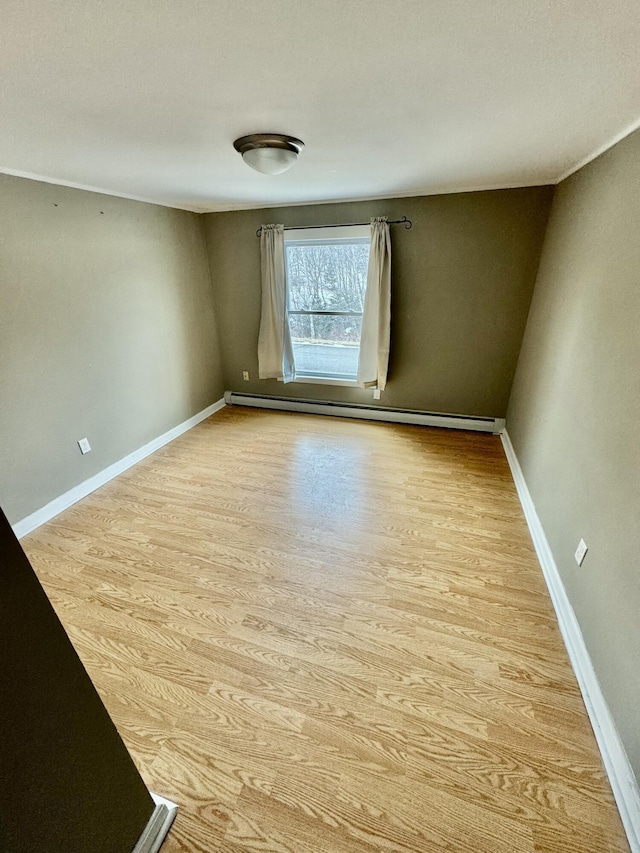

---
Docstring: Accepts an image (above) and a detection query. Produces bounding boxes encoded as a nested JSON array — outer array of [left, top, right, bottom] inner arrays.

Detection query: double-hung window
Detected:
[[284, 225, 371, 385]]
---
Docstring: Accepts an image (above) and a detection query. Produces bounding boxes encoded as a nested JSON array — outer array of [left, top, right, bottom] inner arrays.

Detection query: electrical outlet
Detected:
[[242, 371, 250, 381], [78, 437, 91, 455], [574, 538, 588, 566], [373, 388, 381, 400]]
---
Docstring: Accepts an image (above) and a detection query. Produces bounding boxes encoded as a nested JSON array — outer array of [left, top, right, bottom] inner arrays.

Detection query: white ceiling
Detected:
[[2, 0, 640, 212]]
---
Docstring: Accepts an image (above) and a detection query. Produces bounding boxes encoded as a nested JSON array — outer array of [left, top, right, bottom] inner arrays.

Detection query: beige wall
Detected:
[[0, 175, 224, 524], [507, 129, 640, 776], [204, 188, 553, 417]]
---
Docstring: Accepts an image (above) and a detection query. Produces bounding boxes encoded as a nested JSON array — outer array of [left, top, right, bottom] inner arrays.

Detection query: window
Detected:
[[285, 225, 370, 384]]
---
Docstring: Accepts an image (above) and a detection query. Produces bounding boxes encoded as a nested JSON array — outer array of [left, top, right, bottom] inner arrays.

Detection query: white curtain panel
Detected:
[[258, 224, 295, 382], [357, 217, 391, 390]]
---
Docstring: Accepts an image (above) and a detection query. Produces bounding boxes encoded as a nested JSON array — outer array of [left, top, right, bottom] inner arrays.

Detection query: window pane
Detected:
[[286, 242, 369, 312], [289, 314, 362, 378]]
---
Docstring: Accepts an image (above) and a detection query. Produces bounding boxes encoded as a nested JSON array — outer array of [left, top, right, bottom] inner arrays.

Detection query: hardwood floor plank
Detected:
[[21, 408, 630, 852]]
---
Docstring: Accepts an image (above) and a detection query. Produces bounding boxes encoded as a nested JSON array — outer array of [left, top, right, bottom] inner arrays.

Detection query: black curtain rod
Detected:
[[256, 216, 412, 237]]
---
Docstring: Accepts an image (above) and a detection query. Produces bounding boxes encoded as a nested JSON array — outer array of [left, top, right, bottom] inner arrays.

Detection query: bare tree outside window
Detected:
[[285, 239, 370, 379]]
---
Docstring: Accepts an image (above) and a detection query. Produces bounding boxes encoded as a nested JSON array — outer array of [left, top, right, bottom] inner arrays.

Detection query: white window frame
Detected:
[[284, 224, 371, 387]]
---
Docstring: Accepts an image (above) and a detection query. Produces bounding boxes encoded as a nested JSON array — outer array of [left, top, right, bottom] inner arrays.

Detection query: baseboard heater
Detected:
[[224, 391, 505, 434]]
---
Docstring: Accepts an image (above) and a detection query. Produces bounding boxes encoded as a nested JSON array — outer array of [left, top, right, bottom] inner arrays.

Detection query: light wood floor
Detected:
[[23, 408, 629, 853]]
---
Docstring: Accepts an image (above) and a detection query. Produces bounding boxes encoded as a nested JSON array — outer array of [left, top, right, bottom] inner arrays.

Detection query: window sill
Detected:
[[281, 375, 361, 388]]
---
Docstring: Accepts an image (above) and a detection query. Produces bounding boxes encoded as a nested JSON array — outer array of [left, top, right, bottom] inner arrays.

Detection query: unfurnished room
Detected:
[[0, 2, 639, 852]]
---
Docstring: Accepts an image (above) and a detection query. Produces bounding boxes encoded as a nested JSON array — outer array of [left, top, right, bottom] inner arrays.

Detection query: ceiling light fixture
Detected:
[[233, 133, 305, 175]]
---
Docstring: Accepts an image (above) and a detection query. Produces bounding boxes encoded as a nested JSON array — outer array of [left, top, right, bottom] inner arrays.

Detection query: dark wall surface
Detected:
[[204, 187, 553, 418], [0, 506, 154, 853]]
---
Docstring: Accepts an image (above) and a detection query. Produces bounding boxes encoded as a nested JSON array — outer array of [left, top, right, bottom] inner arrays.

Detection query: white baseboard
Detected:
[[225, 391, 506, 435], [12, 398, 226, 539], [501, 430, 640, 853], [131, 792, 178, 853]]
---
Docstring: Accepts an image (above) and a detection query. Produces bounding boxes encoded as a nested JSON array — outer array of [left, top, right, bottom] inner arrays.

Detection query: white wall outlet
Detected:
[[242, 371, 250, 381], [373, 388, 381, 400], [78, 437, 91, 455], [574, 538, 588, 566]]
